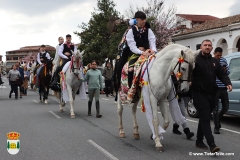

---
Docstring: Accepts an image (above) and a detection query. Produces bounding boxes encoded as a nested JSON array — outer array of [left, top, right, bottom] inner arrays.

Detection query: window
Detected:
[[7, 57, 11, 60], [13, 57, 18, 60], [228, 57, 240, 81]]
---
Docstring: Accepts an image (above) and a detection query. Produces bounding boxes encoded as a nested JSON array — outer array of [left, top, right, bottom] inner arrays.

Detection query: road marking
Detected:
[[49, 111, 61, 119], [33, 100, 39, 103], [102, 98, 109, 100], [0, 86, 6, 88], [221, 128, 240, 135], [186, 119, 198, 123], [186, 119, 240, 135], [88, 140, 119, 160]]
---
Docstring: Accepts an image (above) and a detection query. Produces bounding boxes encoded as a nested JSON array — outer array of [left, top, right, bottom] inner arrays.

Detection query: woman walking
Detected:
[[7, 64, 21, 99], [83, 60, 104, 118]]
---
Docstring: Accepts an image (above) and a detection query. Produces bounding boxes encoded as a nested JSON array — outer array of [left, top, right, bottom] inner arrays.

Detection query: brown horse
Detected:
[[38, 58, 53, 103]]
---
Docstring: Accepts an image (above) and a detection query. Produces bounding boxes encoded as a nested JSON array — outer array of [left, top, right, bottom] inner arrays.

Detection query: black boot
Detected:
[[88, 101, 92, 116], [0, 77, 4, 85], [183, 127, 194, 139], [214, 127, 220, 134], [96, 101, 102, 118], [173, 123, 182, 135], [128, 71, 133, 88], [209, 143, 220, 153], [196, 140, 208, 150]]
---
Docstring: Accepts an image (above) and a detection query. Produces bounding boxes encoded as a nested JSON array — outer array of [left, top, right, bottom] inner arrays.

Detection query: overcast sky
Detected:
[[0, 0, 239, 61]]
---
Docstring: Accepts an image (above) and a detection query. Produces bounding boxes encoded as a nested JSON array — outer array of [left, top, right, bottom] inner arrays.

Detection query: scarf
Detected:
[[64, 41, 74, 48]]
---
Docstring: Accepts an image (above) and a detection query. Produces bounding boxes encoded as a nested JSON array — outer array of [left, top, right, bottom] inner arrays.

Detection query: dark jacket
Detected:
[[17, 67, 24, 81], [192, 52, 231, 95]]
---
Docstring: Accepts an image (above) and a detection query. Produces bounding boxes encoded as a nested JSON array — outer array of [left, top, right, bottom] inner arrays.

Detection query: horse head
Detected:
[[172, 48, 195, 94], [71, 50, 84, 77]]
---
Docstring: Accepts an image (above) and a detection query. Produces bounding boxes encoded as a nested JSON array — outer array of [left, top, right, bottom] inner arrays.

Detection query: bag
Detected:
[[16, 75, 23, 86]]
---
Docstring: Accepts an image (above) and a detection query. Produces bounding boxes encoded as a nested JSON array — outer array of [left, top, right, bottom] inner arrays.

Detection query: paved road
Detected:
[[0, 76, 239, 160]]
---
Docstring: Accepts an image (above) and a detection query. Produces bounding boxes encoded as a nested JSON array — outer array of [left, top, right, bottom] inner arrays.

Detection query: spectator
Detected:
[[213, 47, 230, 134], [82, 60, 104, 118], [103, 62, 113, 97], [15, 62, 24, 98], [23, 66, 30, 95], [7, 64, 21, 99]]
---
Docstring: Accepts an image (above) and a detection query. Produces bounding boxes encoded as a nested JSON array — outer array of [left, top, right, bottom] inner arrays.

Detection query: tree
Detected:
[[74, 0, 126, 65], [125, 0, 177, 49]]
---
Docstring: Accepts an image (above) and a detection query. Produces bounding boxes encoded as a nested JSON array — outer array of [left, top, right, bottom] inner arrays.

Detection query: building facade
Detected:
[[5, 45, 55, 70], [173, 14, 240, 56]]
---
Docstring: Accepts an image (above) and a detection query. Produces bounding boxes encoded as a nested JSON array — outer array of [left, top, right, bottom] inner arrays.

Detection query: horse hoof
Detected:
[[119, 133, 126, 138], [60, 109, 64, 112], [45, 100, 48, 104], [62, 102, 65, 107], [156, 147, 164, 152], [133, 133, 140, 140], [71, 115, 75, 119]]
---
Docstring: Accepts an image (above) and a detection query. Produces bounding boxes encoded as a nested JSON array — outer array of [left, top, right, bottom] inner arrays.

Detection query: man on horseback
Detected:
[[50, 34, 76, 90], [34, 45, 51, 73], [123, 11, 157, 88]]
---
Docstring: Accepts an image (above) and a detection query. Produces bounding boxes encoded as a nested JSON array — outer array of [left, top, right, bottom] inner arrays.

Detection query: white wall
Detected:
[[176, 16, 192, 28], [174, 29, 240, 55]]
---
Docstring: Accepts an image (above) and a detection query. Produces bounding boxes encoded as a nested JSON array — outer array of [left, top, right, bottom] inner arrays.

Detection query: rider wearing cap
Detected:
[[50, 34, 77, 89], [126, 11, 157, 87]]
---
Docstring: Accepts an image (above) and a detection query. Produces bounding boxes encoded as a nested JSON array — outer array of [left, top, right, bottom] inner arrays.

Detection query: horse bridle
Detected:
[[173, 51, 192, 84], [70, 55, 81, 77]]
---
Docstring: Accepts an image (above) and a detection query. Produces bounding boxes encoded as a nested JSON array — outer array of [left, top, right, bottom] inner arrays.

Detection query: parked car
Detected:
[[187, 52, 240, 118]]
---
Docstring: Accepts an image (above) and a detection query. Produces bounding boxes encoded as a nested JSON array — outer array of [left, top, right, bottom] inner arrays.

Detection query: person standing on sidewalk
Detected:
[[213, 47, 230, 134], [192, 39, 232, 153], [102, 62, 113, 97], [83, 60, 104, 118], [7, 64, 21, 99]]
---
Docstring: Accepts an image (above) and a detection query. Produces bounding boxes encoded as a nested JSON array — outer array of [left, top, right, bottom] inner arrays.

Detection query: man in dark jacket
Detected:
[[16, 62, 24, 98], [192, 39, 232, 153]]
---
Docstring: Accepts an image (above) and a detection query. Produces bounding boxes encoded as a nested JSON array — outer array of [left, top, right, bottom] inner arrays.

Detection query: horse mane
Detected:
[[155, 44, 195, 63]]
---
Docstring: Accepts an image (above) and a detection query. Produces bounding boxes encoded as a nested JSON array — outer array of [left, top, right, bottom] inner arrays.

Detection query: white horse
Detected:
[[54, 50, 84, 118], [117, 44, 197, 151]]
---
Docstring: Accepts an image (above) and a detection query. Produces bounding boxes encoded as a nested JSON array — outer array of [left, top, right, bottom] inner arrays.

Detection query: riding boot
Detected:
[[183, 127, 194, 139], [172, 123, 182, 135], [88, 101, 92, 116], [0, 76, 4, 85], [128, 71, 133, 88], [96, 101, 102, 118]]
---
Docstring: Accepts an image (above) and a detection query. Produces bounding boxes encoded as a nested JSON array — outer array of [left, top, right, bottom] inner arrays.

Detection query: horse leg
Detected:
[[118, 93, 125, 138], [150, 93, 163, 152], [132, 101, 140, 140], [67, 84, 75, 118], [44, 87, 48, 104], [57, 91, 64, 112], [159, 101, 169, 130]]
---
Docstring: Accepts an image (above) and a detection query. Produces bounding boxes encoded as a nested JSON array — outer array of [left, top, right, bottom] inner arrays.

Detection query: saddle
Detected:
[[120, 55, 148, 103]]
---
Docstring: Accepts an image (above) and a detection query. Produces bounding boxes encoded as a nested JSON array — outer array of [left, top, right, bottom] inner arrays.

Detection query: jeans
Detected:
[[213, 88, 229, 128], [10, 82, 18, 98], [105, 80, 113, 95]]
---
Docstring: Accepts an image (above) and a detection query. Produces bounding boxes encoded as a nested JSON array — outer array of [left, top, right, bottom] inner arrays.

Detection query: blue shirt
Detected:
[[216, 57, 230, 88]]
